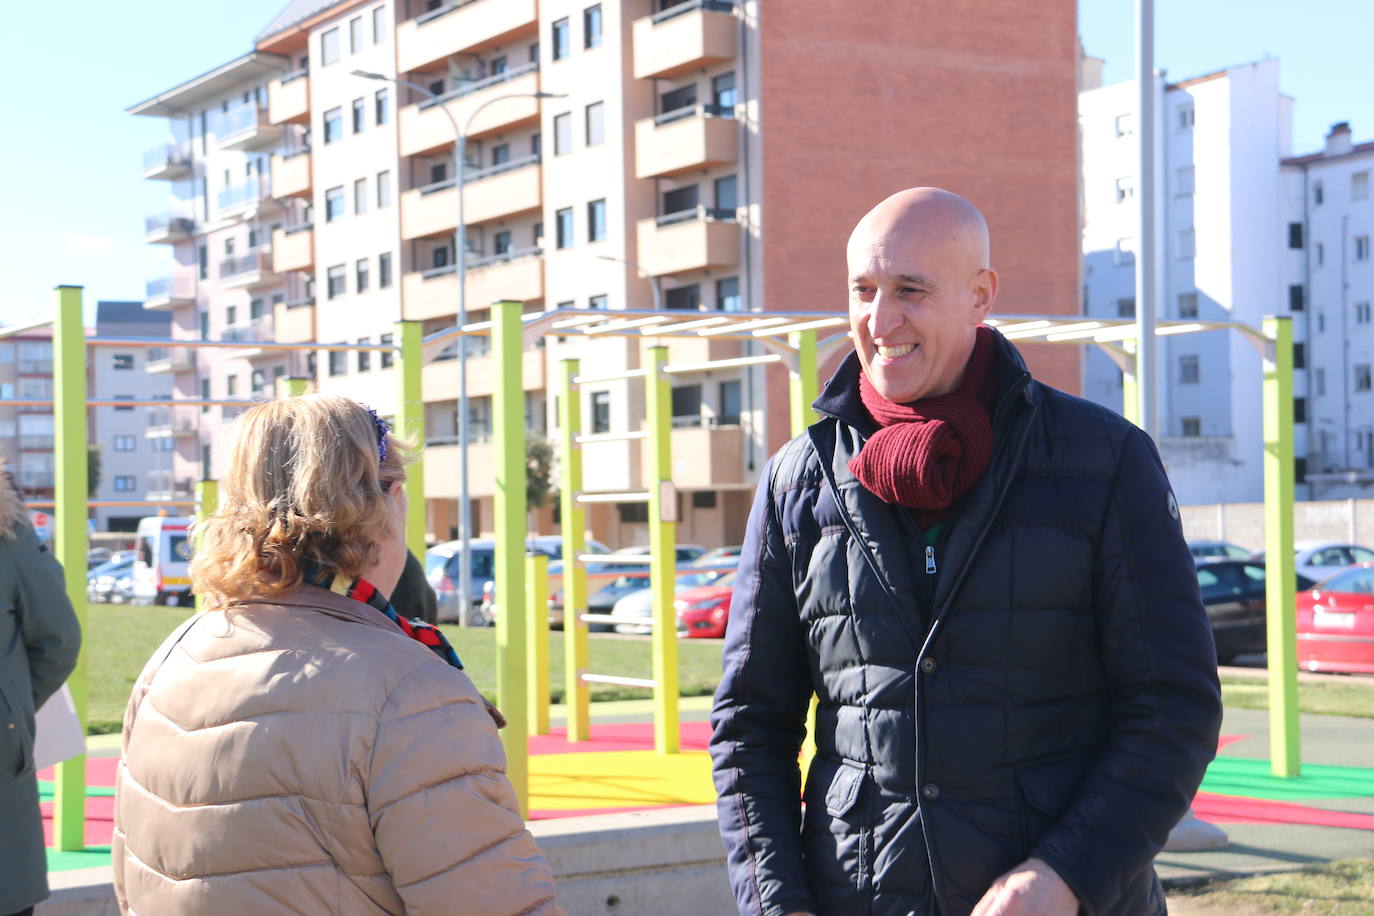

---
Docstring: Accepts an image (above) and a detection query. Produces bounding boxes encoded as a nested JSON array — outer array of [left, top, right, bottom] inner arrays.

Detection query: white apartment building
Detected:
[[0, 328, 59, 508], [90, 301, 173, 532]]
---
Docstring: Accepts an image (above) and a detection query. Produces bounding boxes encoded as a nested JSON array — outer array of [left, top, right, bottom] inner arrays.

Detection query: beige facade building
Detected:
[[134, 0, 1082, 549]]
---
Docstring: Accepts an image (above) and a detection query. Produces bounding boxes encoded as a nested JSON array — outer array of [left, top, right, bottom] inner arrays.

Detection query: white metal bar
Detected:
[[694, 316, 794, 336], [575, 491, 652, 504], [579, 672, 657, 689], [573, 430, 649, 443], [662, 354, 783, 375], [572, 368, 650, 385], [753, 316, 847, 336], [551, 314, 613, 330], [83, 336, 395, 352], [0, 399, 259, 408], [647, 316, 733, 333], [580, 317, 668, 335], [27, 500, 197, 508], [0, 319, 55, 339], [579, 553, 652, 564]]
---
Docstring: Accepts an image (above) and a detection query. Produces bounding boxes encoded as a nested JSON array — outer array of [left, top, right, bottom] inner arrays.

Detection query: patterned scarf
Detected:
[[848, 325, 999, 529]]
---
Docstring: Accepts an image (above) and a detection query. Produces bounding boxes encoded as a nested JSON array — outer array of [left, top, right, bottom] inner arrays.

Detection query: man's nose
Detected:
[[868, 288, 905, 339]]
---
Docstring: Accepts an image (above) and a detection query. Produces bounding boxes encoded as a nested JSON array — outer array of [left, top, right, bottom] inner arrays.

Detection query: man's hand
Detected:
[[970, 858, 1078, 916]]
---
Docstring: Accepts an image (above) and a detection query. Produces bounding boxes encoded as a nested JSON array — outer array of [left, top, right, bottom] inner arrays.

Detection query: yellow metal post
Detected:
[[491, 300, 529, 812], [193, 480, 218, 613], [279, 376, 309, 398], [51, 285, 88, 851], [1122, 358, 1141, 428], [558, 359, 590, 741], [788, 330, 822, 775], [395, 321, 426, 559], [1262, 316, 1300, 777], [645, 345, 679, 754], [526, 553, 550, 736]]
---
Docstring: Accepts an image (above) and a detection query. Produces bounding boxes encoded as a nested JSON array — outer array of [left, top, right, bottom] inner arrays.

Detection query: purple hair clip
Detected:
[[364, 405, 389, 464]]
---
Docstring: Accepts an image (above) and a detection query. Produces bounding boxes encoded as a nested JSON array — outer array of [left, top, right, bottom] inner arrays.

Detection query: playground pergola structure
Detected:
[[3, 289, 1297, 837]]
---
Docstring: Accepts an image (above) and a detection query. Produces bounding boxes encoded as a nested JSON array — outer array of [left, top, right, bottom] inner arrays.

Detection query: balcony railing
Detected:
[[222, 318, 269, 343], [654, 102, 733, 126], [19, 435, 54, 450], [146, 214, 195, 237], [467, 152, 540, 183], [142, 141, 191, 172], [218, 250, 273, 280], [422, 61, 538, 108], [145, 276, 195, 300], [469, 246, 541, 269], [17, 360, 53, 375], [217, 180, 269, 213], [212, 105, 268, 140], [281, 66, 309, 84], [656, 204, 737, 227], [652, 0, 735, 24], [415, 0, 483, 26]]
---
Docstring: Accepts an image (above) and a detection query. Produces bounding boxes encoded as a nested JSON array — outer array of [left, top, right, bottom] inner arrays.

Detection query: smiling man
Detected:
[[709, 188, 1223, 916]]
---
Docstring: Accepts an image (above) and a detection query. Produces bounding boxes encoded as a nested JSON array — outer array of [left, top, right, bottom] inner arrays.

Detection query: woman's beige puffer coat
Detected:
[[113, 585, 563, 915]]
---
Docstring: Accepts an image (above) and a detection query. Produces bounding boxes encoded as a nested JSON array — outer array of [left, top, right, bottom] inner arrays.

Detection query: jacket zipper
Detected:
[[925, 546, 937, 575]]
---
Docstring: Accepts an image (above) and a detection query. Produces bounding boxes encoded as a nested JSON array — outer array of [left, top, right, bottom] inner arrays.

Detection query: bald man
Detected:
[[710, 189, 1221, 916]]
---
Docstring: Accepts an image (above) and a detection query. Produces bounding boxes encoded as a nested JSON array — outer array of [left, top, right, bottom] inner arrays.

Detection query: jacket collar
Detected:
[[228, 582, 401, 634]]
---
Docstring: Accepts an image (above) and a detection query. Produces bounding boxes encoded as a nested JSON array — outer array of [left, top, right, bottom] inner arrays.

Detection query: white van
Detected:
[[132, 516, 194, 606]]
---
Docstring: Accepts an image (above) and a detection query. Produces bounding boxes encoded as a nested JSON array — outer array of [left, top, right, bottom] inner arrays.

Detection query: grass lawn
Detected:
[[82, 603, 726, 734], [1220, 671, 1374, 719], [1168, 859, 1374, 914]]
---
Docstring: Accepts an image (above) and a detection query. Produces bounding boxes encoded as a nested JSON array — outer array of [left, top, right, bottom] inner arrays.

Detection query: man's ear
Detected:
[[972, 267, 999, 322]]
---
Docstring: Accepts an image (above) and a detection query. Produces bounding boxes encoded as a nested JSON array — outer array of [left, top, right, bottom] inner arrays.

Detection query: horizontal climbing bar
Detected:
[[575, 491, 651, 504], [572, 368, 650, 384], [27, 500, 197, 509], [663, 354, 783, 375], [82, 335, 396, 352], [0, 399, 260, 409], [577, 553, 652, 564], [573, 430, 649, 444], [579, 672, 657, 689]]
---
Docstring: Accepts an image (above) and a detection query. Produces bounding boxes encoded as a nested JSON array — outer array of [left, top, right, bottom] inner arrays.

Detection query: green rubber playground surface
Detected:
[[1200, 757, 1374, 802]]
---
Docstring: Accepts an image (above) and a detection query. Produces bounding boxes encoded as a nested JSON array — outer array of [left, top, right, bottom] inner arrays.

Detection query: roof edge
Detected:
[[127, 51, 291, 117]]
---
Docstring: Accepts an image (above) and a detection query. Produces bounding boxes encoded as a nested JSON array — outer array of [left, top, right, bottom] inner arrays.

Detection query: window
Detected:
[[325, 186, 345, 221], [692, 491, 718, 509], [1176, 166, 1194, 195], [1357, 236, 1371, 261], [323, 107, 343, 144], [1316, 368, 1326, 396], [374, 88, 390, 126], [1356, 364, 1372, 392], [354, 178, 368, 214], [1181, 417, 1201, 437], [1177, 228, 1196, 259], [376, 170, 392, 207], [717, 276, 741, 311], [719, 379, 742, 424], [1114, 113, 1134, 137], [1318, 311, 1327, 332], [197, 244, 208, 280], [1294, 342, 1306, 369], [552, 18, 570, 59], [585, 101, 604, 145], [428, 78, 444, 97], [590, 391, 611, 433], [1177, 104, 1195, 130], [329, 350, 347, 376], [587, 198, 607, 242], [589, 293, 608, 309], [1179, 354, 1200, 384], [428, 161, 447, 185], [1289, 284, 1305, 311], [661, 83, 696, 114], [357, 337, 371, 373], [617, 502, 648, 524], [112, 353, 134, 370], [1356, 302, 1372, 325], [1115, 237, 1135, 265], [1313, 180, 1324, 206], [372, 6, 387, 43], [1317, 242, 1325, 266], [1115, 176, 1134, 202], [584, 5, 602, 48], [530, 132, 542, 156], [432, 246, 450, 269], [1288, 222, 1304, 249], [666, 284, 701, 310], [533, 222, 543, 247], [671, 384, 703, 427], [200, 378, 211, 413], [113, 435, 136, 452], [553, 112, 572, 155], [555, 207, 573, 248], [1354, 171, 1370, 201], [225, 303, 238, 327], [114, 476, 136, 493], [713, 72, 737, 113], [663, 184, 699, 216], [321, 27, 340, 65], [356, 257, 370, 293], [225, 375, 238, 397], [486, 142, 508, 167], [249, 297, 264, 320], [352, 97, 366, 134], [251, 369, 267, 397], [349, 16, 363, 53], [327, 264, 346, 299], [378, 252, 393, 288], [379, 332, 394, 369], [715, 175, 738, 213], [1177, 292, 1198, 318], [1116, 297, 1135, 318]]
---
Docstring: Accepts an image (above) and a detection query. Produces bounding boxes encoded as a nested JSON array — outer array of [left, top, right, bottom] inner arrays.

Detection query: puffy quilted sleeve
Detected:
[[11, 521, 81, 709], [367, 660, 564, 915], [1031, 425, 1223, 914], [710, 453, 817, 916]]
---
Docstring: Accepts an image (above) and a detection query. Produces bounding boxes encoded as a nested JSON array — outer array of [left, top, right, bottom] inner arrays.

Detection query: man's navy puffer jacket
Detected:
[[710, 333, 1223, 916]]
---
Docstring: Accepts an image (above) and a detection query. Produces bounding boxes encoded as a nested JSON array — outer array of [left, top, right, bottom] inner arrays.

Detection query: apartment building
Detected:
[[90, 301, 173, 532], [1081, 57, 1374, 504], [0, 327, 59, 506], [135, 0, 1081, 548]]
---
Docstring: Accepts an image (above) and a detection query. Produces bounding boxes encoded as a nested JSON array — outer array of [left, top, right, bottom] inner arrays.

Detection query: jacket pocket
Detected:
[[803, 757, 874, 906], [1013, 748, 1096, 852], [825, 761, 865, 818]]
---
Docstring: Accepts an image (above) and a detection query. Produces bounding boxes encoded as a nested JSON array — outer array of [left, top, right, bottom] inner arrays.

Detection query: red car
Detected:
[[1296, 563, 1374, 674], [675, 571, 737, 638]]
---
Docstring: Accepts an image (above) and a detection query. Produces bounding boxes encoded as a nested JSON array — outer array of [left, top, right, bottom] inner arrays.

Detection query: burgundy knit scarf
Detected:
[[848, 326, 998, 528]]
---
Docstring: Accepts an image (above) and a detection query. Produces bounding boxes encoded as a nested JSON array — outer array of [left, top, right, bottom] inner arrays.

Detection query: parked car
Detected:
[[690, 546, 744, 568], [607, 571, 726, 635], [426, 535, 611, 624], [1249, 540, 1374, 587], [87, 557, 134, 604], [609, 544, 707, 565], [675, 570, 737, 638], [1296, 563, 1374, 674], [1188, 540, 1251, 563], [1196, 560, 1317, 663]]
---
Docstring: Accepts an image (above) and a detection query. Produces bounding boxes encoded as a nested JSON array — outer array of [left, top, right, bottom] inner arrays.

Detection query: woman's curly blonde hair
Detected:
[[191, 395, 409, 607]]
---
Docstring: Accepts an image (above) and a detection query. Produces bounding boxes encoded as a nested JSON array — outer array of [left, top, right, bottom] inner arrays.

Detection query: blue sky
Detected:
[[3, 0, 1370, 326]]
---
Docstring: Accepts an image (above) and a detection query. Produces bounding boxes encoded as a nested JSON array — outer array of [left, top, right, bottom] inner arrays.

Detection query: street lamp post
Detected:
[[355, 70, 564, 623], [595, 254, 663, 311]]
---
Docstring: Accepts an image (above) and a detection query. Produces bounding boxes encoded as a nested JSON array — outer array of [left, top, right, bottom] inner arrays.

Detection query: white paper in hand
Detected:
[[34, 683, 86, 770]]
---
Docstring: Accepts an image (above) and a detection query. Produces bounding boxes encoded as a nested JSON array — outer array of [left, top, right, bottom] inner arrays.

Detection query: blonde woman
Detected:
[[113, 396, 562, 915]]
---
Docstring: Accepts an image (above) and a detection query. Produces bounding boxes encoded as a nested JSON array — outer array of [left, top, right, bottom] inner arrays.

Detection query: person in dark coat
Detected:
[[709, 188, 1223, 916], [0, 462, 82, 916], [391, 549, 439, 625]]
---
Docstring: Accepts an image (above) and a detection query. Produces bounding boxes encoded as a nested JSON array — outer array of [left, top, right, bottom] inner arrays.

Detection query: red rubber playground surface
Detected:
[[41, 725, 1374, 871]]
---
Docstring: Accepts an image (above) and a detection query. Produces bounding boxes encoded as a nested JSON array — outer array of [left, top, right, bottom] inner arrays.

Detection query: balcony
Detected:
[[268, 69, 310, 125], [148, 477, 196, 501], [271, 148, 312, 198], [146, 346, 197, 375], [143, 275, 196, 311], [274, 299, 315, 344], [216, 179, 275, 221], [400, 156, 541, 239], [145, 405, 198, 439], [142, 142, 192, 180], [403, 249, 544, 321], [218, 250, 278, 290], [661, 424, 745, 487], [423, 346, 546, 401], [635, 105, 737, 179], [212, 104, 283, 151], [633, 1, 737, 81], [423, 442, 496, 499], [273, 224, 315, 273], [397, 0, 538, 73], [399, 64, 540, 156], [222, 317, 274, 361], [145, 214, 195, 244], [636, 207, 740, 276]]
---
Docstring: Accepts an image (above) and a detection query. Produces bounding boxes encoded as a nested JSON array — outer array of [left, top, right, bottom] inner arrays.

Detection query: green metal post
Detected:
[[396, 321, 427, 559], [194, 480, 218, 613], [1262, 316, 1300, 777], [789, 330, 819, 433], [491, 300, 529, 812], [51, 285, 88, 851], [645, 345, 679, 754], [1122, 365, 1141, 427], [558, 359, 590, 741], [526, 553, 550, 736], [280, 376, 309, 398]]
